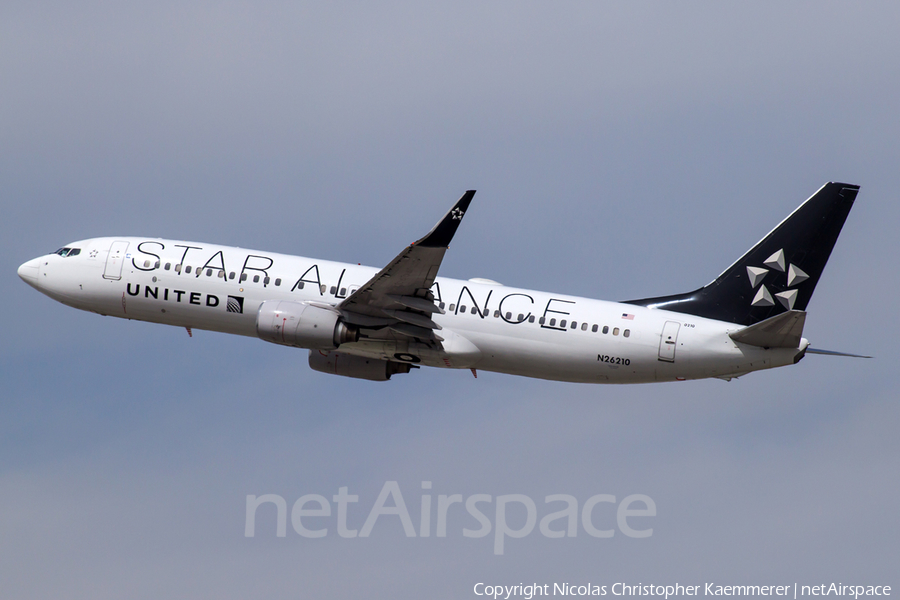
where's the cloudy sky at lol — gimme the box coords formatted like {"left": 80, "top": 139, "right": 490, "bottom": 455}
{"left": 2, "top": 2, "right": 897, "bottom": 598}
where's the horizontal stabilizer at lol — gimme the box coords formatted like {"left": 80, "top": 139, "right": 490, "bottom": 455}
{"left": 806, "top": 347, "right": 872, "bottom": 358}
{"left": 729, "top": 310, "right": 806, "bottom": 348}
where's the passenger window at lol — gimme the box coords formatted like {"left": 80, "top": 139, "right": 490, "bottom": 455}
{"left": 528, "top": 315, "right": 535, "bottom": 323}
{"left": 185, "top": 266, "right": 192, "bottom": 274}
{"left": 570, "top": 321, "right": 577, "bottom": 329}
{"left": 439, "top": 302, "right": 445, "bottom": 309}
{"left": 592, "top": 324, "right": 598, "bottom": 333}
{"left": 518, "top": 314, "right": 524, "bottom": 321}
{"left": 206, "top": 269, "right": 213, "bottom": 277}
{"left": 296, "top": 281, "right": 304, "bottom": 289}
{"left": 253, "top": 275, "right": 260, "bottom": 283}
{"left": 275, "top": 278, "right": 282, "bottom": 286}
{"left": 330, "top": 286, "right": 336, "bottom": 294}
{"left": 460, "top": 305, "right": 467, "bottom": 313}
{"left": 581, "top": 323, "right": 588, "bottom": 331}
{"left": 505, "top": 312, "right": 512, "bottom": 320}
{"left": 218, "top": 270, "right": 224, "bottom": 278}
{"left": 602, "top": 326, "right": 609, "bottom": 334}
{"left": 613, "top": 327, "right": 619, "bottom": 336}
{"left": 164, "top": 263, "right": 171, "bottom": 270}
{"left": 494, "top": 310, "right": 500, "bottom": 318}
{"left": 320, "top": 285, "right": 327, "bottom": 294}
{"left": 175, "top": 264, "right": 182, "bottom": 273}
{"left": 449, "top": 304, "right": 456, "bottom": 312}
{"left": 340, "top": 288, "right": 346, "bottom": 296}
{"left": 240, "top": 273, "right": 247, "bottom": 282}
{"left": 539, "top": 317, "right": 545, "bottom": 325}
{"left": 624, "top": 329, "right": 630, "bottom": 338}
{"left": 471, "top": 307, "right": 477, "bottom": 315}
{"left": 229, "top": 272, "right": 235, "bottom": 280}
{"left": 549, "top": 318, "right": 556, "bottom": 326}
{"left": 144, "top": 260, "right": 151, "bottom": 268}
{"left": 264, "top": 277, "right": 270, "bottom": 285}
{"left": 560, "top": 320, "right": 567, "bottom": 328}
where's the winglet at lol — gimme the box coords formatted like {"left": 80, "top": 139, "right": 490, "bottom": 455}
{"left": 414, "top": 191, "right": 476, "bottom": 248}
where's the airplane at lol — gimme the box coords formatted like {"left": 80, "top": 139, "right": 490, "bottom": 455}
{"left": 17, "top": 182, "right": 868, "bottom": 383}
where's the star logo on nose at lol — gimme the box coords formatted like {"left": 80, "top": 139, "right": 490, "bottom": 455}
{"left": 451, "top": 208, "right": 464, "bottom": 220}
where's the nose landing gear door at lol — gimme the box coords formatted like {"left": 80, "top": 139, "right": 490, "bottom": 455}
{"left": 103, "top": 241, "right": 130, "bottom": 280}
{"left": 658, "top": 321, "right": 681, "bottom": 362}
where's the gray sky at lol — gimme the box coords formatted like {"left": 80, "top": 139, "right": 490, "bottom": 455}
{"left": 2, "top": 2, "right": 897, "bottom": 598}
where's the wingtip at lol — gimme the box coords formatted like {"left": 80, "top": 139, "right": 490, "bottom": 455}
{"left": 457, "top": 190, "right": 476, "bottom": 211}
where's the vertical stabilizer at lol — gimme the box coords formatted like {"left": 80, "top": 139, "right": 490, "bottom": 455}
{"left": 625, "top": 182, "right": 859, "bottom": 326}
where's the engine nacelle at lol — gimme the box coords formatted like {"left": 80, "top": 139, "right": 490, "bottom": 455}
{"left": 256, "top": 300, "right": 358, "bottom": 350}
{"left": 309, "top": 350, "right": 414, "bottom": 381}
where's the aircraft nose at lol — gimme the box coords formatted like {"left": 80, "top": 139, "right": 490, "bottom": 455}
{"left": 17, "top": 257, "right": 41, "bottom": 284}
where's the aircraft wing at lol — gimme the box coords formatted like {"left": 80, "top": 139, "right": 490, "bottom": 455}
{"left": 336, "top": 191, "right": 475, "bottom": 341}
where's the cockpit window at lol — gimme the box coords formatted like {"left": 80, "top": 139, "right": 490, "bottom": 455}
{"left": 53, "top": 248, "right": 81, "bottom": 257}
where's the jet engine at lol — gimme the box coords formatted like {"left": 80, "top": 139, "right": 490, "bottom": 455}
{"left": 308, "top": 350, "right": 414, "bottom": 381}
{"left": 256, "top": 300, "right": 358, "bottom": 350}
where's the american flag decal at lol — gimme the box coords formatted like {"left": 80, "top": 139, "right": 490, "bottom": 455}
{"left": 621, "top": 313, "right": 634, "bottom": 320}
{"left": 227, "top": 295, "right": 244, "bottom": 314}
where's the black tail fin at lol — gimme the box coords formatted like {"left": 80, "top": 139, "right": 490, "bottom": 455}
{"left": 624, "top": 182, "right": 859, "bottom": 326}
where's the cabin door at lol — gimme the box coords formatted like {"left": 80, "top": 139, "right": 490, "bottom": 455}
{"left": 103, "top": 241, "right": 130, "bottom": 280}
{"left": 658, "top": 321, "right": 681, "bottom": 362}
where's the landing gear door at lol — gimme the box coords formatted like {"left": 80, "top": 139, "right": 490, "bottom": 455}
{"left": 658, "top": 321, "right": 681, "bottom": 362}
{"left": 103, "top": 241, "right": 130, "bottom": 280}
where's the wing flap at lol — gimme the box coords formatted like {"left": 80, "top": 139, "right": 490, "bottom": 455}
{"left": 390, "top": 322, "right": 443, "bottom": 341}
{"left": 387, "top": 294, "right": 445, "bottom": 314}
{"left": 383, "top": 309, "right": 442, "bottom": 330}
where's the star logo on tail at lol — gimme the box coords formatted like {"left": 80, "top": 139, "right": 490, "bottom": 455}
{"left": 746, "top": 248, "right": 809, "bottom": 310}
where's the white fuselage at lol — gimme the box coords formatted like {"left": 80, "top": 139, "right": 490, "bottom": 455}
{"left": 18, "top": 237, "right": 806, "bottom": 384}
